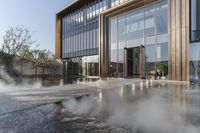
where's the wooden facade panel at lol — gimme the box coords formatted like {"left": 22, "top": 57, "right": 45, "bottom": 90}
{"left": 169, "top": 0, "right": 190, "bottom": 81}
{"left": 55, "top": 15, "right": 61, "bottom": 59}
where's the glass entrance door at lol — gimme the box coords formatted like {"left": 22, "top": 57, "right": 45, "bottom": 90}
{"left": 125, "top": 45, "right": 145, "bottom": 78}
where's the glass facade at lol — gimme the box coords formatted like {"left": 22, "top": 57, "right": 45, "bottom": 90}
{"left": 109, "top": 0, "right": 168, "bottom": 77}
{"left": 62, "top": 0, "right": 132, "bottom": 80}
{"left": 61, "top": 0, "right": 132, "bottom": 59}
{"left": 58, "top": 0, "right": 200, "bottom": 82}
{"left": 61, "top": 0, "right": 169, "bottom": 81}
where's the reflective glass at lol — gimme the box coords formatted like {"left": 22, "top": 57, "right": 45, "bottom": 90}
{"left": 156, "top": 1, "right": 168, "bottom": 34}
{"left": 190, "top": 43, "right": 200, "bottom": 80}
{"left": 109, "top": 0, "right": 168, "bottom": 78}
{"left": 145, "top": 5, "right": 155, "bottom": 36}
{"left": 96, "top": 28, "right": 99, "bottom": 48}
{"left": 145, "top": 45, "right": 156, "bottom": 75}
{"left": 127, "top": 38, "right": 143, "bottom": 48}
{"left": 118, "top": 16, "right": 126, "bottom": 77}
{"left": 156, "top": 43, "right": 168, "bottom": 62}
{"left": 66, "top": 55, "right": 99, "bottom": 82}
{"left": 110, "top": 18, "right": 118, "bottom": 77}
{"left": 61, "top": 0, "right": 168, "bottom": 79}
{"left": 126, "top": 9, "right": 144, "bottom": 40}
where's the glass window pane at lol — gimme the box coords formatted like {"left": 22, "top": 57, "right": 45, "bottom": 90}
{"left": 118, "top": 16, "right": 126, "bottom": 77}
{"left": 145, "top": 5, "right": 155, "bottom": 36}
{"left": 146, "top": 45, "right": 156, "bottom": 74}
{"left": 190, "top": 43, "right": 200, "bottom": 80}
{"left": 110, "top": 18, "right": 118, "bottom": 77}
{"left": 127, "top": 38, "right": 144, "bottom": 48}
{"left": 157, "top": 33, "right": 168, "bottom": 44}
{"left": 157, "top": 43, "right": 168, "bottom": 62}
{"left": 156, "top": 1, "right": 168, "bottom": 34}
{"left": 126, "top": 9, "right": 144, "bottom": 40}
{"left": 145, "top": 36, "right": 155, "bottom": 45}
{"left": 145, "top": 35, "right": 156, "bottom": 74}
{"left": 86, "top": 31, "right": 90, "bottom": 49}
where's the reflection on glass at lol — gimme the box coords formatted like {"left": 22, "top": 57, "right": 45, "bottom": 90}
{"left": 190, "top": 43, "right": 200, "bottom": 81}
{"left": 66, "top": 55, "right": 99, "bottom": 82}
{"left": 109, "top": 0, "right": 168, "bottom": 78}
{"left": 118, "top": 16, "right": 126, "bottom": 77}
{"left": 82, "top": 55, "right": 99, "bottom": 77}
{"left": 145, "top": 5, "right": 155, "bottom": 36}
{"left": 146, "top": 45, "right": 156, "bottom": 74}
{"left": 127, "top": 38, "right": 143, "bottom": 48}
{"left": 110, "top": 18, "right": 118, "bottom": 77}
{"left": 156, "top": 33, "right": 168, "bottom": 76}
{"left": 156, "top": 1, "right": 168, "bottom": 34}
{"left": 126, "top": 9, "right": 144, "bottom": 40}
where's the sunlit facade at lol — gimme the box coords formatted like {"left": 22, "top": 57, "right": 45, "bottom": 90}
{"left": 56, "top": 0, "right": 198, "bottom": 82}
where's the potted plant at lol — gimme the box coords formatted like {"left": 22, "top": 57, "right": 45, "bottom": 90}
{"left": 157, "top": 62, "right": 168, "bottom": 79}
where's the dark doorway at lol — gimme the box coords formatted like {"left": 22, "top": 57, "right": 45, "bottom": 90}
{"left": 125, "top": 46, "right": 145, "bottom": 78}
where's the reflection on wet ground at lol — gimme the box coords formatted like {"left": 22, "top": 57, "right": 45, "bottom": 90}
{"left": 63, "top": 82, "right": 200, "bottom": 133}
{"left": 0, "top": 81, "right": 200, "bottom": 133}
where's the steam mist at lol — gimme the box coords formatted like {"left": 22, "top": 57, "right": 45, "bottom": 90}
{"left": 63, "top": 82, "right": 200, "bottom": 133}
{"left": 0, "top": 71, "right": 200, "bottom": 133}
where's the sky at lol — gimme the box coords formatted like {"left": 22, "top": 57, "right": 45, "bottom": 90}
{"left": 0, "top": 0, "right": 72, "bottom": 53}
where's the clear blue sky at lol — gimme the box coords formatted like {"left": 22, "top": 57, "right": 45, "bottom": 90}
{"left": 0, "top": 0, "right": 72, "bottom": 53}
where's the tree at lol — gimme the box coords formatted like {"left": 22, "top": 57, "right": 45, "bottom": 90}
{"left": 157, "top": 62, "right": 168, "bottom": 77}
{"left": 31, "top": 49, "right": 54, "bottom": 75}
{"left": 0, "top": 26, "right": 59, "bottom": 80}
{"left": 18, "top": 45, "right": 33, "bottom": 74}
{"left": 31, "top": 49, "right": 40, "bottom": 75}
{"left": 1, "top": 26, "right": 36, "bottom": 56}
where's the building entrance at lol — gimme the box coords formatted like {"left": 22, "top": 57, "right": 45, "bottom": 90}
{"left": 125, "top": 45, "right": 145, "bottom": 78}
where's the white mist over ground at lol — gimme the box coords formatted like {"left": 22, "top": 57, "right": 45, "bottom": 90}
{"left": 0, "top": 69, "right": 43, "bottom": 92}
{"left": 0, "top": 71, "right": 200, "bottom": 133}
{"left": 0, "top": 79, "right": 42, "bottom": 92}
{"left": 63, "top": 82, "right": 200, "bottom": 133}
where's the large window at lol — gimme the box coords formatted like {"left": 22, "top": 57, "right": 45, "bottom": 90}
{"left": 109, "top": 0, "right": 168, "bottom": 78}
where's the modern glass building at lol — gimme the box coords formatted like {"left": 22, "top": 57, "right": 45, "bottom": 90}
{"left": 56, "top": 0, "right": 200, "bottom": 82}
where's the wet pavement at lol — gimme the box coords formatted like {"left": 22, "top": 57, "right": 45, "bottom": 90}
{"left": 0, "top": 79, "right": 200, "bottom": 133}
{"left": 0, "top": 103, "right": 128, "bottom": 133}
{"left": 0, "top": 79, "right": 138, "bottom": 133}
